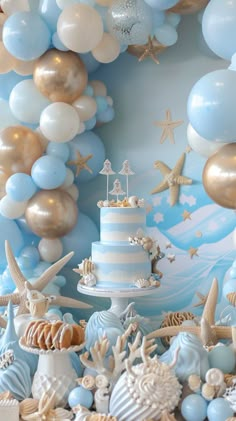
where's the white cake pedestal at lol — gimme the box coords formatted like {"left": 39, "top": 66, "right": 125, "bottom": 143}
{"left": 77, "top": 282, "right": 156, "bottom": 316}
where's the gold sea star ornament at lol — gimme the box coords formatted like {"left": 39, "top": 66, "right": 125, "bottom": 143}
{"left": 151, "top": 153, "right": 193, "bottom": 206}
{"left": 68, "top": 151, "right": 93, "bottom": 177}
{"left": 154, "top": 109, "right": 184, "bottom": 144}
{"left": 128, "top": 36, "right": 167, "bottom": 64}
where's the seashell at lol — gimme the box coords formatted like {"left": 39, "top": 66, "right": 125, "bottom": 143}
{"left": 134, "top": 278, "right": 150, "bottom": 288}
{"left": 81, "top": 375, "right": 96, "bottom": 390}
{"left": 95, "top": 375, "right": 109, "bottom": 389}
{"left": 0, "top": 349, "right": 14, "bottom": 369}
{"left": 47, "top": 407, "right": 73, "bottom": 420}
{"left": 138, "top": 198, "right": 145, "bottom": 208}
{"left": 160, "top": 311, "right": 196, "bottom": 347}
{"left": 226, "top": 292, "right": 236, "bottom": 307}
{"left": 128, "top": 196, "right": 139, "bottom": 208}
{"left": 225, "top": 374, "right": 236, "bottom": 387}
{"left": 87, "top": 414, "right": 117, "bottom": 421}
{"left": 0, "top": 390, "right": 13, "bottom": 400}
{"left": 201, "top": 383, "right": 216, "bottom": 401}
{"left": 19, "top": 398, "right": 39, "bottom": 416}
{"left": 188, "top": 374, "right": 201, "bottom": 393}
{"left": 97, "top": 201, "right": 104, "bottom": 208}
{"left": 205, "top": 368, "right": 224, "bottom": 386}
{"left": 83, "top": 273, "right": 97, "bottom": 287}
{"left": 160, "top": 410, "right": 177, "bottom": 421}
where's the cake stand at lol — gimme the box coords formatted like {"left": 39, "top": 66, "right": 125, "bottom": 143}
{"left": 77, "top": 282, "right": 157, "bottom": 316}
{"left": 20, "top": 337, "right": 85, "bottom": 407}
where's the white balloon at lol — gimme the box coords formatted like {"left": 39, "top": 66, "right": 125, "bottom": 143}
{"left": 38, "top": 238, "right": 63, "bottom": 262}
{"left": 56, "top": 0, "right": 78, "bottom": 9}
{"left": 65, "top": 184, "right": 79, "bottom": 201}
{"left": 187, "top": 123, "right": 226, "bottom": 158}
{"left": 0, "top": 195, "right": 27, "bottom": 219}
{"left": 60, "top": 168, "right": 74, "bottom": 188}
{"left": 40, "top": 102, "right": 80, "bottom": 143}
{"left": 9, "top": 79, "right": 51, "bottom": 124}
{"left": 1, "top": 0, "right": 29, "bottom": 15}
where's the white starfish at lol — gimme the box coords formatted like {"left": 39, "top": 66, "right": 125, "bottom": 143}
{"left": 0, "top": 241, "right": 92, "bottom": 315}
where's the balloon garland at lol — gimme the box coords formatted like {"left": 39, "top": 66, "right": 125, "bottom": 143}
{"left": 0, "top": 0, "right": 234, "bottom": 298}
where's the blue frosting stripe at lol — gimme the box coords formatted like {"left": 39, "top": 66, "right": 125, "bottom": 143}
{"left": 92, "top": 242, "right": 149, "bottom": 254}
{"left": 94, "top": 261, "right": 151, "bottom": 274}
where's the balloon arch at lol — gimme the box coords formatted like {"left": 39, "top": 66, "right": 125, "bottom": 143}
{"left": 0, "top": 0, "right": 235, "bottom": 293}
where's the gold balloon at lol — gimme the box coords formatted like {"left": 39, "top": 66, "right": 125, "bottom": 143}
{"left": 0, "top": 126, "right": 42, "bottom": 175}
{"left": 33, "top": 49, "right": 88, "bottom": 103}
{"left": 202, "top": 143, "right": 236, "bottom": 209}
{"left": 0, "top": 167, "right": 10, "bottom": 199}
{"left": 25, "top": 189, "right": 78, "bottom": 238}
{"left": 169, "top": 0, "right": 209, "bottom": 14}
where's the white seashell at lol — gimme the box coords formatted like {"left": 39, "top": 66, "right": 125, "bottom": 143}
{"left": 83, "top": 273, "right": 96, "bottom": 287}
{"left": 81, "top": 375, "right": 96, "bottom": 390}
{"left": 19, "top": 398, "right": 39, "bottom": 417}
{"left": 134, "top": 279, "right": 150, "bottom": 288}
{"left": 128, "top": 196, "right": 139, "bottom": 208}
{"left": 103, "top": 200, "right": 110, "bottom": 207}
{"left": 205, "top": 368, "right": 224, "bottom": 386}
{"left": 138, "top": 198, "right": 145, "bottom": 208}
{"left": 97, "top": 201, "right": 104, "bottom": 208}
{"left": 95, "top": 375, "right": 109, "bottom": 389}
{"left": 201, "top": 383, "right": 215, "bottom": 401}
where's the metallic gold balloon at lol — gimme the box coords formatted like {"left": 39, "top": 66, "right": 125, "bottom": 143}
{"left": 202, "top": 143, "right": 236, "bottom": 209}
{"left": 0, "top": 167, "right": 10, "bottom": 199}
{"left": 0, "top": 126, "right": 42, "bottom": 175}
{"left": 169, "top": 0, "right": 209, "bottom": 14}
{"left": 25, "top": 189, "right": 78, "bottom": 238}
{"left": 33, "top": 49, "right": 88, "bottom": 103}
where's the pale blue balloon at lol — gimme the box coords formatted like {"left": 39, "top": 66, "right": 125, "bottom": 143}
{"left": 9, "top": 79, "right": 51, "bottom": 124}
{"left": 166, "top": 12, "right": 181, "bottom": 27}
{"left": 187, "top": 69, "right": 236, "bottom": 142}
{"left": 0, "top": 72, "right": 28, "bottom": 100}
{"left": 2, "top": 12, "right": 51, "bottom": 61}
{"left": 96, "top": 105, "right": 115, "bottom": 123}
{"left": 0, "top": 216, "right": 24, "bottom": 269}
{"left": 84, "top": 116, "right": 96, "bottom": 131}
{"left": 151, "top": 9, "right": 165, "bottom": 32}
{"left": 202, "top": 0, "right": 236, "bottom": 61}
{"left": 80, "top": 52, "right": 101, "bottom": 74}
{"left": 0, "top": 99, "right": 19, "bottom": 130}
{"left": 46, "top": 142, "right": 70, "bottom": 163}
{"left": 154, "top": 23, "right": 178, "bottom": 46}
{"left": 52, "top": 32, "right": 69, "bottom": 51}
{"left": 68, "top": 386, "right": 93, "bottom": 409}
{"left": 6, "top": 173, "right": 37, "bottom": 202}
{"left": 18, "top": 246, "right": 40, "bottom": 269}
{"left": 61, "top": 212, "right": 99, "bottom": 267}
{"left": 31, "top": 155, "right": 66, "bottom": 189}
{"left": 96, "top": 95, "right": 108, "bottom": 113}
{"left": 207, "top": 398, "right": 234, "bottom": 421}
{"left": 16, "top": 217, "right": 40, "bottom": 248}
{"left": 208, "top": 345, "right": 235, "bottom": 373}
{"left": 83, "top": 85, "right": 94, "bottom": 97}
{"left": 69, "top": 131, "right": 105, "bottom": 183}
{"left": 181, "top": 394, "right": 208, "bottom": 421}
{"left": 39, "top": 0, "right": 61, "bottom": 33}
{"left": 144, "top": 0, "right": 178, "bottom": 10}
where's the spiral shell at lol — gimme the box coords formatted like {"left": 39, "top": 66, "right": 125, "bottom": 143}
{"left": 226, "top": 292, "right": 236, "bottom": 307}
{"left": 19, "top": 398, "right": 39, "bottom": 417}
{"left": 205, "top": 368, "right": 224, "bottom": 386}
{"left": 160, "top": 311, "right": 196, "bottom": 347}
{"left": 96, "top": 375, "right": 109, "bottom": 389}
{"left": 81, "top": 375, "right": 96, "bottom": 390}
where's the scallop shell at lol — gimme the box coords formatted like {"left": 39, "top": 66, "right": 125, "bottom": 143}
{"left": 226, "top": 292, "right": 236, "bottom": 306}
{"left": 160, "top": 410, "right": 177, "bottom": 421}
{"left": 47, "top": 407, "right": 73, "bottom": 420}
{"left": 201, "top": 383, "right": 215, "bottom": 401}
{"left": 188, "top": 374, "right": 201, "bottom": 392}
{"left": 134, "top": 279, "right": 150, "bottom": 288}
{"left": 19, "top": 398, "right": 39, "bottom": 416}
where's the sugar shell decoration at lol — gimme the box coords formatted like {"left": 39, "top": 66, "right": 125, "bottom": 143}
{"left": 0, "top": 349, "right": 31, "bottom": 401}
{"left": 73, "top": 258, "right": 97, "bottom": 287}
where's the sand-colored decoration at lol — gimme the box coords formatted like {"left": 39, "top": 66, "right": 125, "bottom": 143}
{"left": 0, "top": 391, "right": 13, "bottom": 400}
{"left": 160, "top": 410, "right": 177, "bottom": 421}
{"left": 128, "top": 36, "right": 167, "bottom": 64}
{"left": 151, "top": 153, "right": 192, "bottom": 206}
{"left": 226, "top": 292, "right": 236, "bottom": 307}
{"left": 195, "top": 230, "right": 202, "bottom": 238}
{"left": 25, "top": 289, "right": 55, "bottom": 318}
{"left": 19, "top": 399, "right": 39, "bottom": 418}
{"left": 154, "top": 109, "right": 183, "bottom": 144}
{"left": 148, "top": 278, "right": 233, "bottom": 346}
{"left": 67, "top": 150, "right": 93, "bottom": 177}
{"left": 0, "top": 399, "right": 19, "bottom": 420}
{"left": 193, "top": 291, "right": 208, "bottom": 308}
{"left": 20, "top": 391, "right": 73, "bottom": 420}
{"left": 0, "top": 241, "right": 92, "bottom": 315}
{"left": 188, "top": 374, "right": 201, "bottom": 393}
{"left": 225, "top": 374, "right": 236, "bottom": 387}
{"left": 160, "top": 311, "right": 196, "bottom": 347}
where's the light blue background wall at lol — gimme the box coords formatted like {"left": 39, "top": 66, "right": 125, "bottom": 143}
{"left": 68, "top": 13, "right": 236, "bottom": 325}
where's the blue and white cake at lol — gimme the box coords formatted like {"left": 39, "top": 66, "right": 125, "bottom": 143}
{"left": 75, "top": 196, "right": 161, "bottom": 293}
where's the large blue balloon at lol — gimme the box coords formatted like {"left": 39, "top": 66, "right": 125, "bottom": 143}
{"left": 69, "top": 131, "right": 105, "bottom": 184}
{"left": 2, "top": 11, "right": 51, "bottom": 61}
{"left": 0, "top": 216, "right": 24, "bottom": 270}
{"left": 187, "top": 69, "right": 236, "bottom": 142}
{"left": 202, "top": 0, "right": 236, "bottom": 61}
{"left": 31, "top": 155, "right": 67, "bottom": 189}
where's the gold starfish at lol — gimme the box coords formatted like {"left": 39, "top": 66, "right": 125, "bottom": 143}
{"left": 0, "top": 241, "right": 92, "bottom": 315}
{"left": 127, "top": 36, "right": 167, "bottom": 65}
{"left": 154, "top": 109, "right": 184, "bottom": 144}
{"left": 151, "top": 153, "right": 192, "bottom": 206}
{"left": 67, "top": 151, "right": 93, "bottom": 177}
{"left": 193, "top": 291, "right": 208, "bottom": 308}
{"left": 188, "top": 246, "right": 198, "bottom": 258}
{"left": 182, "top": 210, "right": 191, "bottom": 221}
{"left": 147, "top": 278, "right": 233, "bottom": 346}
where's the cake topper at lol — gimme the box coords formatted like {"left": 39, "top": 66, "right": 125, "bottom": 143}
{"left": 109, "top": 179, "right": 126, "bottom": 203}
{"left": 99, "top": 159, "right": 116, "bottom": 202}
{"left": 118, "top": 160, "right": 135, "bottom": 198}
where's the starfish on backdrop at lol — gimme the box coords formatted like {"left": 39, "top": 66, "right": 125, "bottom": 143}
{"left": 67, "top": 151, "right": 93, "bottom": 177}
{"left": 128, "top": 36, "right": 167, "bottom": 64}
{"left": 154, "top": 109, "right": 183, "bottom": 144}
{"left": 182, "top": 210, "right": 191, "bottom": 221}
{"left": 147, "top": 278, "right": 233, "bottom": 346}
{"left": 193, "top": 291, "right": 208, "bottom": 308}
{"left": 188, "top": 246, "right": 198, "bottom": 259}
{"left": 0, "top": 241, "right": 92, "bottom": 315}
{"left": 151, "top": 153, "right": 193, "bottom": 206}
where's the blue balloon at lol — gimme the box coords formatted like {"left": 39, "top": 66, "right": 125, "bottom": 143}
{"left": 202, "top": 0, "right": 236, "bottom": 61}
{"left": 68, "top": 386, "right": 93, "bottom": 409}
{"left": 83, "top": 85, "right": 94, "bottom": 97}
{"left": 52, "top": 32, "right": 68, "bottom": 51}
{"left": 69, "top": 131, "right": 105, "bottom": 183}
{"left": 0, "top": 215, "right": 24, "bottom": 270}
{"left": 144, "top": 0, "right": 178, "bottom": 10}
{"left": 3, "top": 12, "right": 51, "bottom": 61}
{"left": 151, "top": 10, "right": 165, "bottom": 31}
{"left": 38, "top": 0, "right": 61, "bottom": 33}
{"left": 6, "top": 173, "right": 37, "bottom": 202}
{"left": 16, "top": 217, "right": 40, "bottom": 248}
{"left": 0, "top": 72, "right": 28, "bottom": 100}
{"left": 187, "top": 69, "right": 236, "bottom": 142}
{"left": 154, "top": 23, "right": 178, "bottom": 46}
{"left": 165, "top": 12, "right": 181, "bottom": 27}
{"left": 207, "top": 398, "right": 234, "bottom": 421}
{"left": 84, "top": 116, "right": 96, "bottom": 131}
{"left": 31, "top": 155, "right": 66, "bottom": 189}
{"left": 80, "top": 52, "right": 101, "bottom": 74}
{"left": 19, "top": 246, "right": 40, "bottom": 269}
{"left": 95, "top": 96, "right": 108, "bottom": 113}
{"left": 181, "top": 394, "right": 208, "bottom": 421}
{"left": 46, "top": 142, "right": 70, "bottom": 163}
{"left": 96, "top": 105, "right": 115, "bottom": 123}
{"left": 61, "top": 212, "right": 99, "bottom": 267}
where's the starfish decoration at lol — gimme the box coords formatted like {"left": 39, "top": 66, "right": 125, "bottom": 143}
{"left": 147, "top": 278, "right": 234, "bottom": 346}
{"left": 0, "top": 241, "right": 92, "bottom": 316}
{"left": 193, "top": 291, "right": 209, "bottom": 308}
{"left": 185, "top": 145, "right": 192, "bottom": 153}
{"left": 127, "top": 36, "right": 167, "bottom": 65}
{"left": 165, "top": 241, "right": 172, "bottom": 249}
{"left": 182, "top": 210, "right": 191, "bottom": 221}
{"left": 167, "top": 254, "right": 175, "bottom": 263}
{"left": 67, "top": 151, "right": 93, "bottom": 177}
{"left": 188, "top": 246, "right": 198, "bottom": 258}
{"left": 151, "top": 153, "right": 193, "bottom": 206}
{"left": 154, "top": 109, "right": 184, "bottom": 144}
{"left": 21, "top": 391, "right": 73, "bottom": 420}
